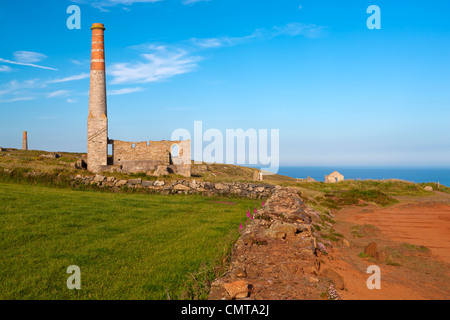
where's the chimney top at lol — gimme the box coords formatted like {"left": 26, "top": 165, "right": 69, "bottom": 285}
{"left": 91, "top": 23, "right": 105, "bottom": 30}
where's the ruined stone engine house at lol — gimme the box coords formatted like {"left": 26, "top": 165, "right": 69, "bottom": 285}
{"left": 87, "top": 23, "right": 191, "bottom": 177}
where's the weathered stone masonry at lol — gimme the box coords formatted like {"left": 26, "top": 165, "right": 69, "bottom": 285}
{"left": 86, "top": 23, "right": 191, "bottom": 177}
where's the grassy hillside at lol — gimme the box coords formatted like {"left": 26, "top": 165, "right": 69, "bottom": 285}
{"left": 0, "top": 182, "right": 261, "bottom": 299}
{"left": 0, "top": 148, "right": 298, "bottom": 184}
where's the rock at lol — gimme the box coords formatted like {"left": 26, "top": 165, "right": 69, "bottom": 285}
{"left": 234, "top": 268, "right": 247, "bottom": 278}
{"left": 141, "top": 181, "right": 154, "bottom": 187}
{"left": 270, "top": 221, "right": 298, "bottom": 236}
{"left": 364, "top": 242, "right": 377, "bottom": 257}
{"left": 154, "top": 180, "right": 165, "bottom": 187}
{"left": 106, "top": 176, "right": 115, "bottom": 182}
{"left": 424, "top": 186, "right": 433, "bottom": 191}
{"left": 153, "top": 165, "right": 169, "bottom": 176}
{"left": 321, "top": 268, "right": 345, "bottom": 290}
{"left": 173, "top": 184, "right": 191, "bottom": 191}
{"left": 374, "top": 250, "right": 387, "bottom": 263}
{"left": 115, "top": 180, "right": 128, "bottom": 187}
{"left": 223, "top": 281, "right": 248, "bottom": 299}
{"left": 264, "top": 230, "right": 286, "bottom": 239}
{"left": 214, "top": 183, "right": 229, "bottom": 190}
{"left": 342, "top": 238, "right": 350, "bottom": 247}
{"left": 94, "top": 174, "right": 106, "bottom": 182}
{"left": 308, "top": 277, "right": 319, "bottom": 284}
{"left": 127, "top": 178, "right": 142, "bottom": 185}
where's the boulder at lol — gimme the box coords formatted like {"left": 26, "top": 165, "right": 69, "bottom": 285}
{"left": 94, "top": 174, "right": 106, "bottom": 182}
{"left": 374, "top": 250, "right": 387, "bottom": 263}
{"left": 173, "top": 184, "right": 191, "bottom": 191}
{"left": 127, "top": 178, "right": 142, "bottom": 185}
{"left": 364, "top": 242, "right": 377, "bottom": 257}
{"left": 424, "top": 186, "right": 433, "bottom": 192}
{"left": 154, "top": 180, "right": 165, "bottom": 187}
{"left": 270, "top": 221, "right": 298, "bottom": 236}
{"left": 234, "top": 268, "right": 247, "bottom": 278}
{"left": 321, "top": 268, "right": 345, "bottom": 290}
{"left": 214, "top": 183, "right": 229, "bottom": 190}
{"left": 115, "top": 180, "right": 128, "bottom": 187}
{"left": 141, "top": 181, "right": 154, "bottom": 187}
{"left": 223, "top": 281, "right": 248, "bottom": 299}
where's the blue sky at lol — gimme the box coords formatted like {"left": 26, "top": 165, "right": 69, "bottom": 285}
{"left": 0, "top": 0, "right": 449, "bottom": 166}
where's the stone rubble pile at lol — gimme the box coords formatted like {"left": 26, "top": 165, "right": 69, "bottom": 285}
{"left": 208, "top": 187, "right": 330, "bottom": 300}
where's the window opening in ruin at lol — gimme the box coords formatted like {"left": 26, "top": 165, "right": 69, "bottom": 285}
{"left": 172, "top": 144, "right": 179, "bottom": 157}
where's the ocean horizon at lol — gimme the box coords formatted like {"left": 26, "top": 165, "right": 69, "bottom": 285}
{"left": 275, "top": 166, "right": 450, "bottom": 187}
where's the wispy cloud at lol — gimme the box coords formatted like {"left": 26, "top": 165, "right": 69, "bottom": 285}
{"left": 47, "top": 90, "right": 70, "bottom": 98}
{"left": 109, "top": 46, "right": 201, "bottom": 84}
{"left": 108, "top": 87, "right": 144, "bottom": 95}
{"left": 66, "top": 98, "right": 78, "bottom": 103}
{"left": 0, "top": 57, "right": 57, "bottom": 71}
{"left": 1, "top": 96, "right": 35, "bottom": 103}
{"left": 0, "top": 65, "right": 12, "bottom": 73}
{"left": 0, "top": 79, "right": 43, "bottom": 97}
{"left": 13, "top": 51, "right": 47, "bottom": 63}
{"left": 47, "top": 73, "right": 89, "bottom": 84}
{"left": 108, "top": 22, "right": 323, "bottom": 85}
{"left": 182, "top": 0, "right": 210, "bottom": 5}
{"left": 0, "top": 51, "right": 57, "bottom": 71}
{"left": 189, "top": 33, "right": 259, "bottom": 49}
{"left": 189, "top": 22, "right": 325, "bottom": 50}
{"left": 71, "top": 0, "right": 162, "bottom": 11}
{"left": 272, "top": 22, "right": 325, "bottom": 38}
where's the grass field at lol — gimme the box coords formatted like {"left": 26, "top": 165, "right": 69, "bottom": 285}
{"left": 0, "top": 182, "right": 261, "bottom": 299}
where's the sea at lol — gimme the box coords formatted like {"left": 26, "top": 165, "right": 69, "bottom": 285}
{"left": 276, "top": 167, "right": 450, "bottom": 187}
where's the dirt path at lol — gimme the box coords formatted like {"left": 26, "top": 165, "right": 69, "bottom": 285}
{"left": 323, "top": 192, "right": 450, "bottom": 300}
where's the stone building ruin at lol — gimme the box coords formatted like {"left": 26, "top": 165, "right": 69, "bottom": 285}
{"left": 86, "top": 23, "right": 191, "bottom": 177}
{"left": 325, "top": 171, "right": 344, "bottom": 183}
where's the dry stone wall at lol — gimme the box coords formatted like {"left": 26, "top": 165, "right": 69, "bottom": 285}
{"left": 74, "top": 174, "right": 276, "bottom": 199}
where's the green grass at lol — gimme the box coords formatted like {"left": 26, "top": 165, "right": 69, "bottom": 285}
{"left": 0, "top": 182, "right": 261, "bottom": 299}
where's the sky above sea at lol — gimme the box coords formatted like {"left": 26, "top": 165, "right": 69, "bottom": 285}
{"left": 0, "top": 1, "right": 449, "bottom": 167}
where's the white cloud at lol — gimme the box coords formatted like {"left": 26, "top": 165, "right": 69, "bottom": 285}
{"left": 70, "top": 59, "right": 85, "bottom": 65}
{"left": 109, "top": 47, "right": 201, "bottom": 84}
{"left": 0, "top": 58, "right": 57, "bottom": 71}
{"left": 67, "top": 98, "right": 78, "bottom": 103}
{"left": 272, "top": 23, "right": 325, "bottom": 38}
{"left": 47, "top": 73, "right": 89, "bottom": 84}
{"left": 190, "top": 33, "right": 259, "bottom": 49}
{"left": 3, "top": 97, "right": 35, "bottom": 103}
{"left": 48, "top": 90, "right": 70, "bottom": 98}
{"left": 0, "top": 79, "right": 43, "bottom": 97}
{"left": 189, "top": 23, "right": 325, "bottom": 50}
{"left": 0, "top": 65, "right": 12, "bottom": 72}
{"left": 108, "top": 87, "right": 144, "bottom": 95}
{"left": 13, "top": 51, "right": 47, "bottom": 63}
{"left": 71, "top": 0, "right": 162, "bottom": 11}
{"left": 182, "top": 0, "right": 210, "bottom": 5}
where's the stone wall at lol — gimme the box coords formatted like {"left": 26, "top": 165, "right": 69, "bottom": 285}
{"left": 111, "top": 139, "right": 191, "bottom": 176}
{"left": 74, "top": 173, "right": 276, "bottom": 199}
{"left": 208, "top": 188, "right": 328, "bottom": 300}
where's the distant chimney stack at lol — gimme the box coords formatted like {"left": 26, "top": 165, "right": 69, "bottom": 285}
{"left": 22, "top": 131, "right": 28, "bottom": 150}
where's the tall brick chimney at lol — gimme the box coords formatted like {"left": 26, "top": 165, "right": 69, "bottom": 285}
{"left": 87, "top": 23, "right": 108, "bottom": 173}
{"left": 22, "top": 131, "right": 28, "bottom": 150}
